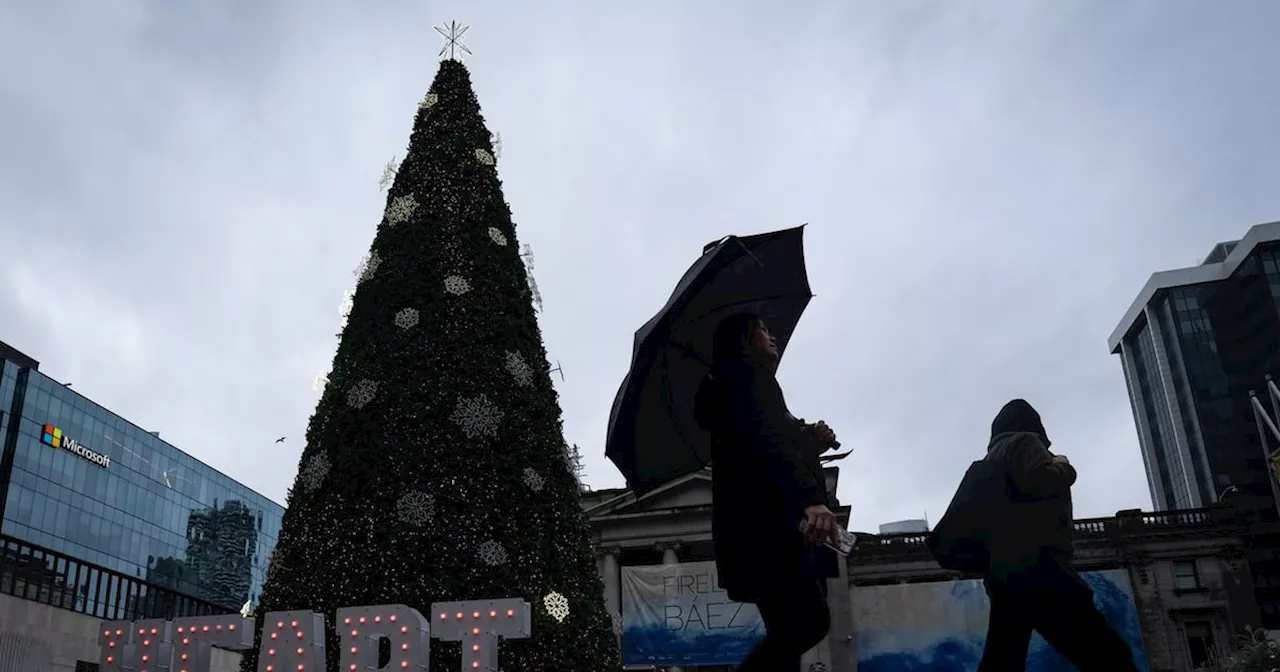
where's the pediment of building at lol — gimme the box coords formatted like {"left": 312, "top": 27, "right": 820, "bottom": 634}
{"left": 585, "top": 469, "right": 713, "bottom": 518}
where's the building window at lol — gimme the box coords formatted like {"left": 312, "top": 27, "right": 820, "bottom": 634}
{"left": 75, "top": 662, "right": 100, "bottom": 672}
{"left": 1173, "top": 560, "right": 1200, "bottom": 590}
{"left": 1184, "top": 620, "right": 1216, "bottom": 667}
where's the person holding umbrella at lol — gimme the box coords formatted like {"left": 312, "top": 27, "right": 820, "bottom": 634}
{"left": 693, "top": 312, "right": 840, "bottom": 672}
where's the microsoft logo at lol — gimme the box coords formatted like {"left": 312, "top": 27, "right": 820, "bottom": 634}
{"left": 41, "top": 424, "right": 110, "bottom": 468}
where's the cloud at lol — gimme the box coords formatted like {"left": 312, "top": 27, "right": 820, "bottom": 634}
{"left": 2, "top": 0, "right": 1279, "bottom": 535}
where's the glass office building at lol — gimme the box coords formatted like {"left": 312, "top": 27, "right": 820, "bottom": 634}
{"left": 1109, "top": 220, "right": 1280, "bottom": 625}
{"left": 0, "top": 346, "right": 284, "bottom": 618}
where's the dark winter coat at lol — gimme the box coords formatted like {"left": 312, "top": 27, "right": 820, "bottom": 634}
{"left": 984, "top": 400, "right": 1077, "bottom": 578}
{"left": 694, "top": 356, "right": 837, "bottom": 604}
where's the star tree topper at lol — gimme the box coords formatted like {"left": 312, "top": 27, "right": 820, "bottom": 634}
{"left": 435, "top": 20, "right": 472, "bottom": 61}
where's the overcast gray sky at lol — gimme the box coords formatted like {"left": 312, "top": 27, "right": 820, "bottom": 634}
{"left": 2, "top": 0, "right": 1278, "bottom": 532}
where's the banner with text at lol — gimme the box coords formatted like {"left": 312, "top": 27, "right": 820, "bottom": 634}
{"left": 620, "top": 561, "right": 764, "bottom": 667}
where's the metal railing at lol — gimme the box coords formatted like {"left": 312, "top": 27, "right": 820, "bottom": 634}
{"left": 850, "top": 507, "right": 1229, "bottom": 560}
{"left": 0, "top": 533, "right": 227, "bottom": 622}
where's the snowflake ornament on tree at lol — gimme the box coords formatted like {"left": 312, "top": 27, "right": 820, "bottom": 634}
{"left": 378, "top": 156, "right": 398, "bottom": 191}
{"left": 487, "top": 227, "right": 507, "bottom": 246}
{"left": 443, "top": 275, "right": 471, "bottom": 296}
{"left": 356, "top": 251, "right": 382, "bottom": 284}
{"left": 338, "top": 289, "right": 355, "bottom": 328}
{"left": 394, "top": 307, "right": 420, "bottom": 330}
{"left": 419, "top": 92, "right": 439, "bottom": 110}
{"left": 396, "top": 491, "right": 435, "bottom": 527}
{"left": 298, "top": 452, "right": 331, "bottom": 493}
{"left": 450, "top": 394, "right": 503, "bottom": 439}
{"left": 346, "top": 379, "right": 380, "bottom": 410}
{"left": 521, "top": 467, "right": 544, "bottom": 492}
{"left": 477, "top": 540, "right": 508, "bottom": 566}
{"left": 543, "top": 592, "right": 570, "bottom": 623}
{"left": 384, "top": 195, "right": 418, "bottom": 226}
{"left": 312, "top": 371, "right": 329, "bottom": 392}
{"left": 505, "top": 351, "right": 534, "bottom": 387}
{"left": 475, "top": 148, "right": 495, "bottom": 166}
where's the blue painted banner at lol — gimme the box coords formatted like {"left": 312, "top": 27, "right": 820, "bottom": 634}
{"left": 620, "top": 561, "right": 765, "bottom": 667}
{"left": 852, "top": 569, "right": 1150, "bottom": 672}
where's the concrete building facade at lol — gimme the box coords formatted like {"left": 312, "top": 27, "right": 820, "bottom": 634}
{"left": 586, "top": 469, "right": 1263, "bottom": 672}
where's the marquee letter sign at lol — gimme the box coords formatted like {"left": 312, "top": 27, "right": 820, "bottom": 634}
{"left": 337, "top": 604, "right": 429, "bottom": 671}
{"left": 99, "top": 600, "right": 529, "bottom": 672}
{"left": 429, "top": 599, "right": 531, "bottom": 672}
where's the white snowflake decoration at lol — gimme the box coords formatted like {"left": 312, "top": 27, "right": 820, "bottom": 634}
{"left": 475, "top": 148, "right": 495, "bottom": 166}
{"left": 505, "top": 351, "right": 533, "bottom": 387}
{"left": 543, "top": 592, "right": 570, "bottom": 623}
{"left": 396, "top": 491, "right": 435, "bottom": 527}
{"left": 522, "top": 467, "right": 544, "bottom": 492}
{"left": 419, "top": 92, "right": 439, "bottom": 110}
{"left": 477, "top": 540, "right": 508, "bottom": 566}
{"left": 491, "top": 132, "right": 502, "bottom": 161}
{"left": 346, "top": 379, "right": 379, "bottom": 410}
{"left": 298, "top": 452, "right": 330, "bottom": 493}
{"left": 487, "top": 227, "right": 508, "bottom": 246}
{"left": 384, "top": 194, "right": 418, "bottom": 226}
{"left": 356, "top": 251, "right": 382, "bottom": 284}
{"left": 450, "top": 394, "right": 504, "bottom": 439}
{"left": 378, "top": 156, "right": 398, "bottom": 191}
{"left": 339, "top": 289, "right": 355, "bottom": 328}
{"left": 394, "top": 307, "right": 420, "bottom": 330}
{"left": 312, "top": 371, "right": 329, "bottom": 392}
{"left": 443, "top": 275, "right": 471, "bottom": 296}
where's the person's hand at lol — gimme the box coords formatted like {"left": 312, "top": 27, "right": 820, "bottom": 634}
{"left": 809, "top": 421, "right": 837, "bottom": 446}
{"left": 801, "top": 504, "right": 838, "bottom": 545}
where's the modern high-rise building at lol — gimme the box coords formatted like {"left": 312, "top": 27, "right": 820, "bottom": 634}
{"left": 0, "top": 340, "right": 285, "bottom": 669}
{"left": 1109, "top": 220, "right": 1280, "bottom": 625}
{"left": 1109, "top": 221, "right": 1280, "bottom": 512}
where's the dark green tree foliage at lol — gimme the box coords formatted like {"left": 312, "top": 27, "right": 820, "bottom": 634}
{"left": 242, "top": 59, "right": 620, "bottom": 672}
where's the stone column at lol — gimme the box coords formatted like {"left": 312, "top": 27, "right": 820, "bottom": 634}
{"left": 656, "top": 544, "right": 683, "bottom": 672}
{"left": 597, "top": 546, "right": 622, "bottom": 650}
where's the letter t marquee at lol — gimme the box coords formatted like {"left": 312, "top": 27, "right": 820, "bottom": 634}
{"left": 430, "top": 598, "right": 531, "bottom": 672}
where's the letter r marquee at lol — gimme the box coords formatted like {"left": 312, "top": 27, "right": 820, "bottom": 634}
{"left": 430, "top": 598, "right": 531, "bottom": 672}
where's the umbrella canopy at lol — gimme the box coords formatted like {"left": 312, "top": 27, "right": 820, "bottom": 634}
{"left": 605, "top": 225, "right": 815, "bottom": 494}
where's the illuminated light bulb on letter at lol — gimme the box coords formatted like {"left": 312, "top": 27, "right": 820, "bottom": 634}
{"left": 336, "top": 604, "right": 430, "bottom": 672}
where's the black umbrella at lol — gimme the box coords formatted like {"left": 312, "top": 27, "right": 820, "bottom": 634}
{"left": 605, "top": 225, "right": 815, "bottom": 494}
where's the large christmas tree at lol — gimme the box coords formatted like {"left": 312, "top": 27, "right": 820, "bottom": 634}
{"left": 242, "top": 48, "right": 620, "bottom": 672}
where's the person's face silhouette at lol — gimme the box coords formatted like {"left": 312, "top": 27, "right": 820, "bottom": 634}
{"left": 747, "top": 320, "right": 779, "bottom": 362}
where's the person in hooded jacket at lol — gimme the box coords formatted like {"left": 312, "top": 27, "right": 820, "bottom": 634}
{"left": 694, "top": 313, "right": 841, "bottom": 672}
{"left": 977, "top": 399, "right": 1140, "bottom": 672}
